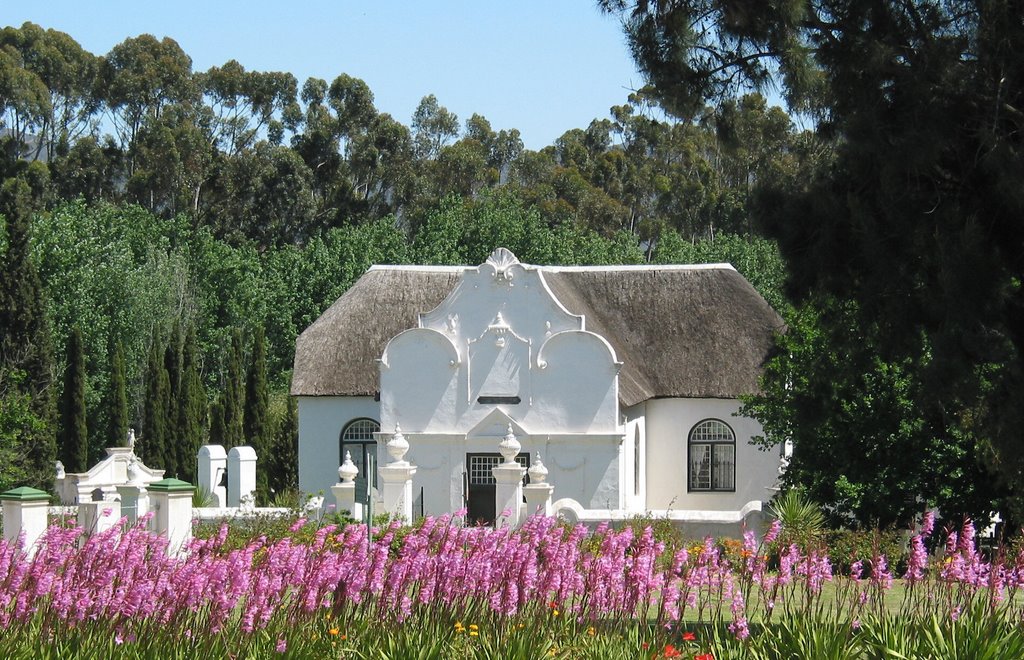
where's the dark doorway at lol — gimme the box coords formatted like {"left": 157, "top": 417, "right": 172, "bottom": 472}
{"left": 465, "top": 452, "right": 529, "bottom": 525}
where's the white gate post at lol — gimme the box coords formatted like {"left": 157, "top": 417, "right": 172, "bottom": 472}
{"left": 332, "top": 451, "right": 359, "bottom": 518}
{"left": 524, "top": 455, "right": 554, "bottom": 517}
{"left": 379, "top": 426, "right": 416, "bottom": 522}
{"left": 78, "top": 496, "right": 122, "bottom": 537}
{"left": 197, "top": 444, "right": 227, "bottom": 507}
{"left": 148, "top": 478, "right": 195, "bottom": 557}
{"left": 0, "top": 487, "right": 50, "bottom": 557}
{"left": 227, "top": 446, "right": 257, "bottom": 508}
{"left": 493, "top": 425, "right": 527, "bottom": 528}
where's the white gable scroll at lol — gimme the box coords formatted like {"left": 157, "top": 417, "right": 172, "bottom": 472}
{"left": 380, "top": 248, "right": 620, "bottom": 435}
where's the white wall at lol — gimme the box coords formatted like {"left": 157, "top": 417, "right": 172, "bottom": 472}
{"left": 379, "top": 258, "right": 621, "bottom": 437}
{"left": 400, "top": 431, "right": 624, "bottom": 516}
{"left": 298, "top": 396, "right": 379, "bottom": 498}
{"left": 644, "top": 398, "right": 778, "bottom": 511}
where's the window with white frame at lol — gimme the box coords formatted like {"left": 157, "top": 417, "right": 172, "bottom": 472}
{"left": 688, "top": 419, "right": 735, "bottom": 491}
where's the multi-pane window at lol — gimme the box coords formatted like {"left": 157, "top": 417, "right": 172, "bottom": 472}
{"left": 467, "top": 454, "right": 529, "bottom": 485}
{"left": 340, "top": 418, "right": 380, "bottom": 500}
{"left": 688, "top": 419, "right": 735, "bottom": 491}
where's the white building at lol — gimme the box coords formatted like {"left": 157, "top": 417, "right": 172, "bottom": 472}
{"left": 291, "top": 249, "right": 785, "bottom": 532}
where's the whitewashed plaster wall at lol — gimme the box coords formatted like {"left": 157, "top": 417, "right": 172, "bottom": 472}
{"left": 379, "top": 252, "right": 621, "bottom": 437}
{"left": 374, "top": 250, "right": 625, "bottom": 516}
{"left": 298, "top": 396, "right": 379, "bottom": 497}
{"left": 622, "top": 414, "right": 647, "bottom": 512}
{"left": 392, "top": 427, "right": 625, "bottom": 517}
{"left": 644, "top": 398, "right": 778, "bottom": 511}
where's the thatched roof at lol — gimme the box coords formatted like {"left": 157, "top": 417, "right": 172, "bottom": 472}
{"left": 291, "top": 262, "right": 784, "bottom": 405}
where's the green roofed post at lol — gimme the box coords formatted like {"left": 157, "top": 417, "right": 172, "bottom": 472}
{"left": 147, "top": 478, "right": 195, "bottom": 493}
{"left": 0, "top": 486, "right": 51, "bottom": 501}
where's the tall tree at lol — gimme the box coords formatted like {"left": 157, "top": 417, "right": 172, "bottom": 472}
{"left": 141, "top": 330, "right": 167, "bottom": 469}
{"left": 411, "top": 94, "right": 459, "bottom": 161}
{"left": 208, "top": 397, "right": 226, "bottom": 450}
{"left": 176, "top": 324, "right": 206, "bottom": 483}
{"left": 222, "top": 328, "right": 245, "bottom": 449}
{"left": 603, "top": 0, "right": 1024, "bottom": 518}
{"left": 244, "top": 326, "right": 269, "bottom": 502}
{"left": 269, "top": 395, "right": 299, "bottom": 497}
{"left": 58, "top": 326, "right": 88, "bottom": 472}
{"left": 0, "top": 176, "right": 55, "bottom": 489}
{"left": 106, "top": 337, "right": 128, "bottom": 451}
{"left": 98, "top": 34, "right": 197, "bottom": 169}
{"left": 0, "top": 23, "right": 99, "bottom": 161}
{"left": 162, "top": 319, "right": 183, "bottom": 476}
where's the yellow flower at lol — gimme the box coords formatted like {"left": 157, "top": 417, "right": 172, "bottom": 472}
{"left": 469, "top": 631, "right": 479, "bottom": 637}
{"left": 587, "top": 626, "right": 596, "bottom": 636}
{"left": 469, "top": 624, "right": 478, "bottom": 631}
{"left": 329, "top": 627, "right": 340, "bottom": 636}
{"left": 552, "top": 609, "right": 559, "bottom": 617}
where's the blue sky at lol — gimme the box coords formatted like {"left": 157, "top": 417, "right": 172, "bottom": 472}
{"left": 2, "top": 1, "right": 646, "bottom": 150}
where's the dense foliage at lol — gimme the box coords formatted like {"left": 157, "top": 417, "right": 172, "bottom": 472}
{"left": 603, "top": 0, "right": 1023, "bottom": 524}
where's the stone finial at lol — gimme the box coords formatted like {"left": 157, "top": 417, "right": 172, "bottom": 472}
{"left": 126, "top": 456, "right": 142, "bottom": 486}
{"left": 528, "top": 454, "right": 548, "bottom": 484}
{"left": 339, "top": 451, "right": 359, "bottom": 483}
{"left": 499, "top": 424, "right": 520, "bottom": 465}
{"left": 387, "top": 424, "right": 409, "bottom": 464}
{"left": 127, "top": 427, "right": 136, "bottom": 450}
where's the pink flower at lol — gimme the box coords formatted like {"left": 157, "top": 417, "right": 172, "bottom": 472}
{"left": 275, "top": 638, "right": 287, "bottom": 653}
{"left": 921, "top": 510, "right": 935, "bottom": 537}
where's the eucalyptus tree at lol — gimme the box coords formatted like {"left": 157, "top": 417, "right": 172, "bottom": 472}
{"left": 0, "top": 23, "right": 100, "bottom": 161}
{"left": 201, "top": 59, "right": 298, "bottom": 156}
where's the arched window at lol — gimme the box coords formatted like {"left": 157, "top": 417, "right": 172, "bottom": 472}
{"left": 688, "top": 419, "right": 735, "bottom": 492}
{"left": 340, "top": 418, "right": 380, "bottom": 501}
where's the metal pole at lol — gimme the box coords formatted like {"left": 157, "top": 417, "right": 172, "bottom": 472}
{"left": 366, "top": 449, "right": 374, "bottom": 556}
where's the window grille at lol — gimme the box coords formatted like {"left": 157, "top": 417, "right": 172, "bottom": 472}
{"left": 688, "top": 419, "right": 735, "bottom": 491}
{"left": 468, "top": 454, "right": 529, "bottom": 485}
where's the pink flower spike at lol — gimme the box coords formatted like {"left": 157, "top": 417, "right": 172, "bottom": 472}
{"left": 276, "top": 638, "right": 287, "bottom": 653}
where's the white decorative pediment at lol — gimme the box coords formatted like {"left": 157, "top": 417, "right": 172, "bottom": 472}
{"left": 418, "top": 249, "right": 582, "bottom": 344}
{"left": 466, "top": 408, "right": 529, "bottom": 439}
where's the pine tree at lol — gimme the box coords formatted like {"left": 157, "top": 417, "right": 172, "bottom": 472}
{"left": 245, "top": 326, "right": 269, "bottom": 502}
{"left": 107, "top": 338, "right": 128, "bottom": 448}
{"left": 0, "top": 177, "right": 56, "bottom": 489}
{"left": 222, "top": 328, "right": 245, "bottom": 449}
{"left": 163, "top": 320, "right": 182, "bottom": 477}
{"left": 141, "top": 331, "right": 167, "bottom": 469}
{"left": 269, "top": 395, "right": 299, "bottom": 497}
{"left": 58, "top": 327, "right": 88, "bottom": 473}
{"left": 176, "top": 325, "right": 206, "bottom": 483}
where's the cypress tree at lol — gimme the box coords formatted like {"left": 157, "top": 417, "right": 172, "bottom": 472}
{"left": 58, "top": 327, "right": 88, "bottom": 473}
{"left": 163, "top": 320, "right": 182, "bottom": 476}
{"left": 270, "top": 395, "right": 299, "bottom": 497}
{"left": 209, "top": 397, "right": 226, "bottom": 448}
{"left": 141, "top": 331, "right": 167, "bottom": 469}
{"left": 176, "top": 325, "right": 206, "bottom": 483}
{"left": 244, "top": 326, "right": 269, "bottom": 502}
{"left": 107, "top": 338, "right": 128, "bottom": 448}
{"left": 0, "top": 177, "right": 56, "bottom": 489}
{"left": 222, "top": 328, "right": 245, "bottom": 449}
